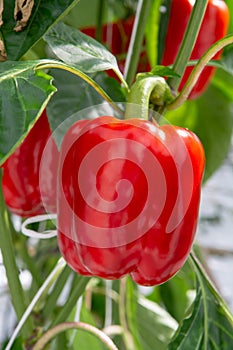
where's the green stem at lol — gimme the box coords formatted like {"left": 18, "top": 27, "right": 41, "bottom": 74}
{"left": 0, "top": 170, "right": 33, "bottom": 337}
{"left": 168, "top": 35, "right": 233, "bottom": 110}
{"left": 32, "top": 322, "right": 119, "bottom": 350}
{"left": 16, "top": 236, "right": 43, "bottom": 289}
{"left": 5, "top": 258, "right": 66, "bottom": 350}
{"left": 168, "top": 0, "right": 208, "bottom": 91}
{"left": 96, "top": 0, "right": 104, "bottom": 42}
{"left": 119, "top": 278, "right": 136, "bottom": 350}
{"left": 124, "top": 0, "right": 152, "bottom": 86}
{"left": 125, "top": 76, "right": 174, "bottom": 120}
{"left": 52, "top": 275, "right": 89, "bottom": 326}
{"left": 42, "top": 264, "right": 72, "bottom": 319}
{"left": 35, "top": 60, "right": 124, "bottom": 116}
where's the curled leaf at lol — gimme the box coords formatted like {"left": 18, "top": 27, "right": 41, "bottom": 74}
{"left": 14, "top": 0, "right": 34, "bottom": 32}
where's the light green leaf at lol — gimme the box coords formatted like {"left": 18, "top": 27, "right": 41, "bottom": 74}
{"left": 70, "top": 302, "right": 104, "bottom": 350}
{"left": 44, "top": 21, "right": 122, "bottom": 75}
{"left": 0, "top": 60, "right": 56, "bottom": 165}
{"left": 125, "top": 278, "right": 178, "bottom": 350}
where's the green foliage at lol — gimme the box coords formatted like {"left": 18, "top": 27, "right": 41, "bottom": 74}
{"left": 46, "top": 68, "right": 125, "bottom": 147}
{"left": 0, "top": 61, "right": 55, "bottom": 165}
{"left": 125, "top": 279, "right": 178, "bottom": 350}
{"left": 44, "top": 22, "right": 122, "bottom": 75}
{"left": 0, "top": 0, "right": 80, "bottom": 60}
{"left": 168, "top": 255, "right": 233, "bottom": 349}
{"left": 0, "top": 1, "right": 233, "bottom": 349}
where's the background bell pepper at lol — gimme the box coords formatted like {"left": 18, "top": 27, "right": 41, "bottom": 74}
{"left": 2, "top": 110, "right": 58, "bottom": 217}
{"left": 161, "top": 0, "right": 230, "bottom": 99}
{"left": 81, "top": 16, "right": 150, "bottom": 77}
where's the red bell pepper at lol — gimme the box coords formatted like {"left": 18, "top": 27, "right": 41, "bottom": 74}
{"left": 161, "top": 0, "right": 229, "bottom": 99}
{"left": 2, "top": 110, "right": 58, "bottom": 217}
{"left": 57, "top": 116, "right": 205, "bottom": 285}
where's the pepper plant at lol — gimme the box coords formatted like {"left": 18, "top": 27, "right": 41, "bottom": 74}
{"left": 0, "top": 0, "right": 233, "bottom": 349}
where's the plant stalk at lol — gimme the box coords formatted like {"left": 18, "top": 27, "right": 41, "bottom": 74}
{"left": 32, "top": 322, "right": 119, "bottom": 350}
{"left": 0, "top": 169, "right": 33, "bottom": 337}
{"left": 168, "top": 0, "right": 208, "bottom": 91}
{"left": 124, "top": 0, "right": 152, "bottom": 86}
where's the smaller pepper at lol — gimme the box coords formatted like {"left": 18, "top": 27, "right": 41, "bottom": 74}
{"left": 161, "top": 0, "right": 230, "bottom": 99}
{"left": 2, "top": 110, "right": 58, "bottom": 217}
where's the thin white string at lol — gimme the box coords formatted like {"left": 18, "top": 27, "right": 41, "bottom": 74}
{"left": 21, "top": 214, "right": 58, "bottom": 239}
{"left": 5, "top": 258, "right": 66, "bottom": 350}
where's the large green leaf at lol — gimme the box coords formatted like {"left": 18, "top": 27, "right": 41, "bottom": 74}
{"left": 44, "top": 21, "right": 122, "bottom": 76}
{"left": 0, "top": 0, "right": 80, "bottom": 60}
{"left": 0, "top": 60, "right": 56, "bottom": 165}
{"left": 168, "top": 254, "right": 233, "bottom": 350}
{"left": 46, "top": 68, "right": 126, "bottom": 147}
{"left": 165, "top": 72, "right": 233, "bottom": 181}
{"left": 70, "top": 302, "right": 104, "bottom": 350}
{"left": 125, "top": 278, "right": 178, "bottom": 350}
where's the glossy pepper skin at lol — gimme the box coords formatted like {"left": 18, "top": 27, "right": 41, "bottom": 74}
{"left": 2, "top": 110, "right": 58, "bottom": 217}
{"left": 161, "top": 0, "right": 229, "bottom": 100}
{"left": 57, "top": 116, "right": 205, "bottom": 286}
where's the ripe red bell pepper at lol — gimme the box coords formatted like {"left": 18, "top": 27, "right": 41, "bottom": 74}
{"left": 161, "top": 0, "right": 229, "bottom": 99}
{"left": 57, "top": 116, "right": 205, "bottom": 285}
{"left": 2, "top": 110, "right": 58, "bottom": 217}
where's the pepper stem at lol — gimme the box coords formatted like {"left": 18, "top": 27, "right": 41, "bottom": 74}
{"left": 167, "top": 34, "right": 233, "bottom": 110}
{"left": 125, "top": 75, "right": 174, "bottom": 120}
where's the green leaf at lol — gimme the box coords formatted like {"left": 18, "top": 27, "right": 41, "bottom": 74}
{"left": 157, "top": 262, "right": 196, "bottom": 322}
{"left": 0, "top": 60, "right": 56, "bottom": 165}
{"left": 165, "top": 72, "right": 233, "bottom": 181}
{"left": 138, "top": 66, "right": 180, "bottom": 79}
{"left": 0, "top": 0, "right": 80, "bottom": 60}
{"left": 46, "top": 68, "right": 126, "bottom": 147}
{"left": 125, "top": 279, "right": 178, "bottom": 350}
{"left": 168, "top": 254, "right": 233, "bottom": 350}
{"left": 70, "top": 302, "right": 104, "bottom": 350}
{"left": 44, "top": 21, "right": 121, "bottom": 75}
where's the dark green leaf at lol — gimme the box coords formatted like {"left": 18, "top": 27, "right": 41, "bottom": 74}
{"left": 157, "top": 262, "right": 196, "bottom": 322}
{"left": 0, "top": 0, "right": 80, "bottom": 60}
{"left": 0, "top": 60, "right": 56, "bottom": 165}
{"left": 165, "top": 72, "right": 233, "bottom": 181}
{"left": 47, "top": 68, "right": 126, "bottom": 147}
{"left": 71, "top": 302, "right": 104, "bottom": 350}
{"left": 44, "top": 21, "right": 121, "bottom": 74}
{"left": 125, "top": 278, "right": 178, "bottom": 350}
{"left": 138, "top": 66, "right": 180, "bottom": 79}
{"left": 168, "top": 254, "right": 233, "bottom": 350}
